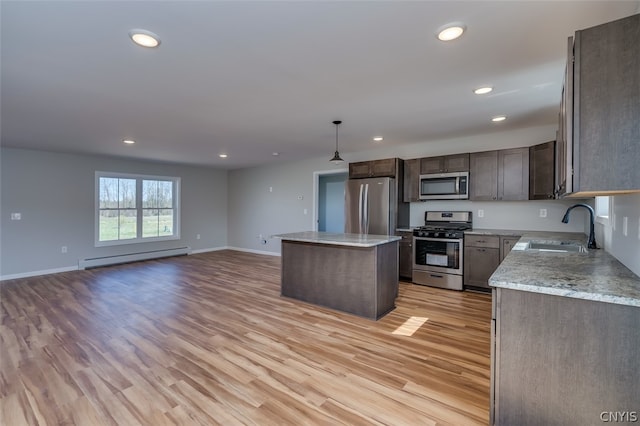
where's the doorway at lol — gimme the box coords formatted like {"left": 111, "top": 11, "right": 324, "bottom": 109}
{"left": 315, "top": 171, "right": 348, "bottom": 232}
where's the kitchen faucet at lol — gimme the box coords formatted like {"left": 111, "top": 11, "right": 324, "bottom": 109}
{"left": 561, "top": 203, "right": 598, "bottom": 249}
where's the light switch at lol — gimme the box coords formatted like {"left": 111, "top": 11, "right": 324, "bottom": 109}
{"left": 539, "top": 209, "right": 547, "bottom": 218}
{"left": 11, "top": 213, "right": 21, "bottom": 220}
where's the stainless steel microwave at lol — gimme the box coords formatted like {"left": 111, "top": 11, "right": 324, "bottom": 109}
{"left": 419, "top": 171, "right": 469, "bottom": 200}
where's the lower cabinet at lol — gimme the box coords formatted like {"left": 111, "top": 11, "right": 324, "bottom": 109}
{"left": 464, "top": 235, "right": 500, "bottom": 291}
{"left": 465, "top": 234, "right": 521, "bottom": 291}
{"left": 397, "top": 231, "right": 413, "bottom": 280}
{"left": 491, "top": 288, "right": 640, "bottom": 425}
{"left": 500, "top": 236, "right": 520, "bottom": 262}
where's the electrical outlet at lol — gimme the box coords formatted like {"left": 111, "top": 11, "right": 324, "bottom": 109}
{"left": 61, "top": 246, "right": 67, "bottom": 253}
{"left": 303, "top": 208, "right": 308, "bottom": 215}
{"left": 11, "top": 213, "right": 21, "bottom": 220}
{"left": 196, "top": 234, "right": 201, "bottom": 240}
{"left": 623, "top": 216, "right": 628, "bottom": 236}
{"left": 477, "top": 209, "right": 484, "bottom": 218}
{"left": 269, "top": 186, "right": 273, "bottom": 193}
{"left": 539, "top": 209, "right": 547, "bottom": 218}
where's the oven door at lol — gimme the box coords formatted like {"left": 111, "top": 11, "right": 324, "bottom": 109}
{"left": 413, "top": 237, "right": 463, "bottom": 275}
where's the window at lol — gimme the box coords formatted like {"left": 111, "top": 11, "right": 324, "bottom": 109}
{"left": 595, "top": 196, "right": 610, "bottom": 225}
{"left": 96, "top": 172, "right": 180, "bottom": 246}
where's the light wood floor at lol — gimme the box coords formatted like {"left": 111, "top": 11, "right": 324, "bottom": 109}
{"left": 1, "top": 250, "right": 492, "bottom": 425}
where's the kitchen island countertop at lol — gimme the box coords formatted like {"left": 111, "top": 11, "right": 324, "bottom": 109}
{"left": 489, "top": 231, "right": 640, "bottom": 307}
{"left": 274, "top": 231, "right": 401, "bottom": 248}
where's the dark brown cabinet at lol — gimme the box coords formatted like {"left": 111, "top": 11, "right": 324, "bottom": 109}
{"left": 420, "top": 153, "right": 470, "bottom": 174}
{"left": 396, "top": 231, "right": 413, "bottom": 280}
{"left": 349, "top": 158, "right": 397, "bottom": 179}
{"left": 403, "top": 158, "right": 420, "bottom": 202}
{"left": 469, "top": 151, "right": 498, "bottom": 200}
{"left": 464, "top": 235, "right": 500, "bottom": 291}
{"left": 470, "top": 148, "right": 529, "bottom": 201}
{"left": 558, "top": 14, "right": 640, "bottom": 196}
{"left": 529, "top": 141, "right": 555, "bottom": 200}
{"left": 492, "top": 288, "right": 640, "bottom": 425}
{"left": 500, "top": 236, "right": 521, "bottom": 262}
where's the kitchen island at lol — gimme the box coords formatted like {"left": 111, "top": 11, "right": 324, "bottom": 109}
{"left": 274, "top": 231, "right": 401, "bottom": 320}
{"left": 488, "top": 231, "right": 640, "bottom": 426}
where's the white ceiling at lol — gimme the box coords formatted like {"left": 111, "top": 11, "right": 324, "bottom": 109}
{"left": 1, "top": 1, "right": 638, "bottom": 170}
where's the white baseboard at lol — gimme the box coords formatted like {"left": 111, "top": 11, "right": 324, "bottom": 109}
{"left": 226, "top": 246, "right": 281, "bottom": 257}
{"left": 1, "top": 266, "right": 78, "bottom": 282}
{"left": 191, "top": 246, "right": 229, "bottom": 254}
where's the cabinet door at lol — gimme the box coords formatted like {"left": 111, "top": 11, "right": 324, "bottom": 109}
{"left": 500, "top": 236, "right": 521, "bottom": 262}
{"left": 420, "top": 156, "right": 444, "bottom": 174}
{"left": 464, "top": 246, "right": 500, "bottom": 289}
{"left": 530, "top": 141, "right": 556, "bottom": 200}
{"left": 444, "top": 153, "right": 470, "bottom": 172}
{"left": 397, "top": 232, "right": 413, "bottom": 279}
{"left": 370, "top": 158, "right": 397, "bottom": 177}
{"left": 349, "top": 162, "right": 371, "bottom": 179}
{"left": 403, "top": 158, "right": 420, "bottom": 202}
{"left": 574, "top": 14, "right": 640, "bottom": 193}
{"left": 498, "top": 148, "right": 529, "bottom": 201}
{"left": 470, "top": 151, "right": 498, "bottom": 200}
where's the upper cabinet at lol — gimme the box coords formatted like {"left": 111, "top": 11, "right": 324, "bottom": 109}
{"left": 470, "top": 148, "right": 529, "bottom": 201}
{"left": 403, "top": 158, "right": 421, "bottom": 202}
{"left": 420, "top": 153, "right": 470, "bottom": 174}
{"left": 529, "top": 141, "right": 556, "bottom": 200}
{"left": 558, "top": 13, "right": 640, "bottom": 197}
{"left": 349, "top": 158, "right": 397, "bottom": 179}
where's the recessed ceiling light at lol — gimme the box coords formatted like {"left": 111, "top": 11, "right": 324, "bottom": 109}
{"left": 491, "top": 115, "right": 507, "bottom": 122}
{"left": 272, "top": 152, "right": 280, "bottom": 156}
{"left": 474, "top": 86, "right": 493, "bottom": 95}
{"left": 373, "top": 137, "right": 384, "bottom": 142}
{"left": 219, "top": 154, "right": 228, "bottom": 158}
{"left": 129, "top": 29, "right": 161, "bottom": 48}
{"left": 437, "top": 23, "right": 466, "bottom": 41}
{"left": 122, "top": 139, "right": 135, "bottom": 144}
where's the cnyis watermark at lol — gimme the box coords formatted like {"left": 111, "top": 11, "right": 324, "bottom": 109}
{"left": 600, "top": 411, "right": 638, "bottom": 423}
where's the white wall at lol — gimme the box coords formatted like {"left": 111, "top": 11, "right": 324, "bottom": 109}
{"left": 596, "top": 193, "right": 640, "bottom": 276}
{"left": 1, "top": 148, "right": 228, "bottom": 278}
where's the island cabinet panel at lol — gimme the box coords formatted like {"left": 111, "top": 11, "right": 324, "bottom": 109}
{"left": 492, "top": 288, "right": 640, "bottom": 425}
{"left": 281, "top": 240, "right": 398, "bottom": 320}
{"left": 529, "top": 141, "right": 555, "bottom": 200}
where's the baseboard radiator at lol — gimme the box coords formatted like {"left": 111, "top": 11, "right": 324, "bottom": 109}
{"left": 79, "top": 246, "right": 191, "bottom": 270}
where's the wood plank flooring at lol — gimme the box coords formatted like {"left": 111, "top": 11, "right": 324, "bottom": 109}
{"left": 1, "top": 250, "right": 492, "bottom": 425}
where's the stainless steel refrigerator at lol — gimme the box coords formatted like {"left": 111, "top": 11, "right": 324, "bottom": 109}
{"left": 345, "top": 177, "right": 396, "bottom": 235}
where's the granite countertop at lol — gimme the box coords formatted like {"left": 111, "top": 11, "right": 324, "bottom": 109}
{"left": 489, "top": 231, "right": 640, "bottom": 307}
{"left": 273, "top": 231, "right": 401, "bottom": 248}
{"left": 466, "top": 228, "right": 525, "bottom": 237}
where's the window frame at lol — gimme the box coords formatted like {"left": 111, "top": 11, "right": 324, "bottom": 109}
{"left": 95, "top": 171, "right": 181, "bottom": 247}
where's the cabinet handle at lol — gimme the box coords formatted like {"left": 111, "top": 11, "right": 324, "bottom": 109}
{"left": 430, "top": 274, "right": 444, "bottom": 278}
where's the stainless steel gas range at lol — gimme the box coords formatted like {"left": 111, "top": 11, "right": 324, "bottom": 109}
{"left": 412, "top": 211, "right": 472, "bottom": 290}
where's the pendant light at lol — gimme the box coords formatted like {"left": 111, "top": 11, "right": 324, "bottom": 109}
{"left": 330, "top": 120, "right": 344, "bottom": 164}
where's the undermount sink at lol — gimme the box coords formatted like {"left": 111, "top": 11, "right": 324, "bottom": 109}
{"left": 526, "top": 241, "right": 588, "bottom": 253}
